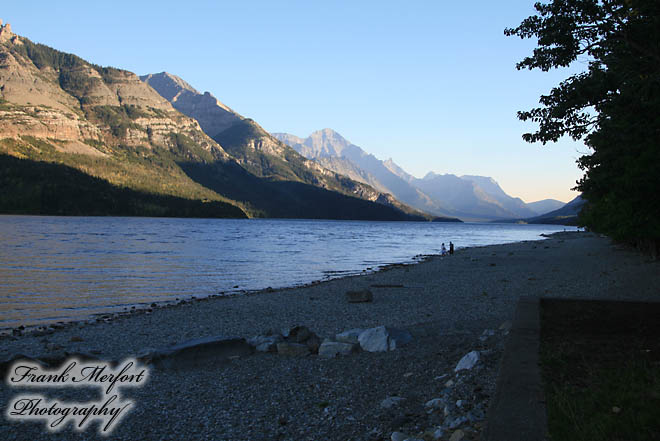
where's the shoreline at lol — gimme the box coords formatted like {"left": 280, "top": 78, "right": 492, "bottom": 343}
{"left": 2, "top": 230, "right": 656, "bottom": 361}
{"left": 0, "top": 216, "right": 579, "bottom": 332}
{"left": 2, "top": 231, "right": 659, "bottom": 440}
{"left": 0, "top": 231, "right": 547, "bottom": 336}
{"left": 0, "top": 232, "right": 545, "bottom": 338}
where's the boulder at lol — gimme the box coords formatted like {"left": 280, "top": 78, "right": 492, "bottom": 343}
{"left": 335, "top": 328, "right": 364, "bottom": 344}
{"left": 454, "top": 350, "right": 480, "bottom": 372}
{"left": 276, "top": 342, "right": 310, "bottom": 357}
{"left": 284, "top": 325, "right": 312, "bottom": 343}
{"left": 358, "top": 326, "right": 412, "bottom": 352}
{"left": 318, "top": 341, "right": 358, "bottom": 358}
{"left": 143, "top": 336, "right": 253, "bottom": 369}
{"left": 305, "top": 334, "right": 321, "bottom": 354}
{"left": 247, "top": 334, "right": 283, "bottom": 352}
{"left": 346, "top": 289, "right": 373, "bottom": 303}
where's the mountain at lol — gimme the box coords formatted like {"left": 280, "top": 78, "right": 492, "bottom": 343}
{"left": 0, "top": 22, "right": 436, "bottom": 221}
{"left": 143, "top": 77, "right": 451, "bottom": 221}
{"left": 272, "top": 130, "right": 454, "bottom": 217}
{"left": 526, "top": 199, "right": 566, "bottom": 216}
{"left": 274, "top": 129, "right": 540, "bottom": 221}
{"left": 496, "top": 195, "right": 585, "bottom": 225}
{"left": 460, "top": 175, "right": 537, "bottom": 218}
{"left": 413, "top": 172, "right": 529, "bottom": 221}
{"left": 140, "top": 72, "right": 242, "bottom": 138}
{"left": 528, "top": 195, "right": 585, "bottom": 224}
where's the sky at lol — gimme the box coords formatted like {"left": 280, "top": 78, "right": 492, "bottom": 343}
{"left": 2, "top": 1, "right": 589, "bottom": 203}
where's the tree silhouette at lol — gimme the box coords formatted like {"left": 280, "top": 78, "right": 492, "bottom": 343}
{"left": 507, "top": 0, "right": 660, "bottom": 252}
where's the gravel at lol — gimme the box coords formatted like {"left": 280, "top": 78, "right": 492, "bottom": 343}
{"left": 1, "top": 232, "right": 659, "bottom": 440}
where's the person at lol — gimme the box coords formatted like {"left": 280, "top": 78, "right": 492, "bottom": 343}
{"left": 449, "top": 242, "right": 454, "bottom": 255}
{"left": 441, "top": 243, "right": 447, "bottom": 256}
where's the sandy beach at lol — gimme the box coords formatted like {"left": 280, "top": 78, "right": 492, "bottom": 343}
{"left": 1, "top": 231, "right": 659, "bottom": 440}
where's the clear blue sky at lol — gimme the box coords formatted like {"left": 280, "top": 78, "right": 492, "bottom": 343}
{"left": 3, "top": 1, "right": 588, "bottom": 202}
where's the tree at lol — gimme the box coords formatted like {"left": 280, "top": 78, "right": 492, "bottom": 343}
{"left": 506, "top": 0, "right": 660, "bottom": 252}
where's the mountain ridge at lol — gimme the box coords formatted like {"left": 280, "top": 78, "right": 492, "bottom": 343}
{"left": 0, "top": 23, "right": 443, "bottom": 221}
{"left": 274, "top": 129, "right": 547, "bottom": 221}
{"left": 143, "top": 74, "right": 452, "bottom": 221}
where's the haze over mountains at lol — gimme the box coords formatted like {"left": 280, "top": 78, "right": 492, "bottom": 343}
{"left": 273, "top": 129, "right": 566, "bottom": 221}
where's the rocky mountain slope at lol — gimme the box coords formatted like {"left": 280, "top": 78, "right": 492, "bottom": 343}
{"left": 274, "top": 129, "right": 545, "bottom": 221}
{"left": 141, "top": 72, "right": 243, "bottom": 138}
{"left": 0, "top": 23, "right": 435, "bottom": 221}
{"left": 273, "top": 129, "right": 454, "bottom": 217}
{"left": 141, "top": 74, "right": 451, "bottom": 221}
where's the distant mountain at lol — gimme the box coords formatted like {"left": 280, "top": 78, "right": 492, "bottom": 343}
{"left": 526, "top": 199, "right": 566, "bottom": 216}
{"left": 142, "top": 77, "right": 447, "bottom": 221}
{"left": 529, "top": 195, "right": 585, "bottom": 224}
{"left": 496, "top": 195, "right": 585, "bottom": 225}
{"left": 273, "top": 130, "right": 453, "bottom": 217}
{"left": 412, "top": 172, "right": 530, "bottom": 221}
{"left": 274, "top": 129, "right": 542, "bottom": 221}
{"left": 0, "top": 23, "right": 439, "bottom": 221}
{"left": 460, "top": 175, "right": 537, "bottom": 218}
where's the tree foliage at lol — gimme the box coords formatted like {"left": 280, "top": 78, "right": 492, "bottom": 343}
{"left": 506, "top": 0, "right": 660, "bottom": 249}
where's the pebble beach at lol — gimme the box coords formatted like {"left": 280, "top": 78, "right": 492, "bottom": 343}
{"left": 1, "top": 231, "right": 659, "bottom": 440}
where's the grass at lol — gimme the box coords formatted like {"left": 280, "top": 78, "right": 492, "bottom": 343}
{"left": 540, "top": 299, "right": 660, "bottom": 441}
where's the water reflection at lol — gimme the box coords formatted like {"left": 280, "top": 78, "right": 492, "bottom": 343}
{"left": 0, "top": 216, "right": 576, "bottom": 328}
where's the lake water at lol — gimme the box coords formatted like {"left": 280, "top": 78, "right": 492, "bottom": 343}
{"left": 0, "top": 216, "right": 577, "bottom": 329}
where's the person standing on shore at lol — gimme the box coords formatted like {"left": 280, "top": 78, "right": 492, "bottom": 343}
{"left": 441, "top": 243, "right": 447, "bottom": 256}
{"left": 449, "top": 242, "right": 454, "bottom": 255}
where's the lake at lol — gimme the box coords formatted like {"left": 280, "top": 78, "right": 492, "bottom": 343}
{"left": 0, "top": 216, "right": 577, "bottom": 329}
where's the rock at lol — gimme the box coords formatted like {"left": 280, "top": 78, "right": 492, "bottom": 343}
{"left": 380, "top": 396, "right": 406, "bottom": 409}
{"left": 391, "top": 432, "right": 408, "bottom": 441}
{"left": 445, "top": 379, "right": 455, "bottom": 388}
{"left": 432, "top": 427, "right": 444, "bottom": 440}
{"left": 335, "top": 328, "right": 364, "bottom": 344}
{"left": 479, "top": 329, "right": 495, "bottom": 341}
{"left": 359, "top": 327, "right": 391, "bottom": 352}
{"left": 247, "top": 335, "right": 283, "bottom": 352}
{"left": 305, "top": 334, "right": 322, "bottom": 353}
{"left": 454, "top": 351, "right": 480, "bottom": 372}
{"left": 425, "top": 398, "right": 445, "bottom": 409}
{"left": 467, "top": 408, "right": 485, "bottom": 422}
{"left": 145, "top": 336, "right": 253, "bottom": 369}
{"left": 276, "top": 342, "right": 310, "bottom": 357}
{"left": 346, "top": 289, "right": 373, "bottom": 303}
{"left": 455, "top": 399, "right": 464, "bottom": 407}
{"left": 318, "top": 341, "right": 358, "bottom": 358}
{"left": 390, "top": 432, "right": 408, "bottom": 441}
{"left": 285, "top": 326, "right": 313, "bottom": 343}
{"left": 499, "top": 320, "right": 512, "bottom": 332}
{"left": 388, "top": 327, "right": 413, "bottom": 346}
{"left": 358, "top": 326, "right": 412, "bottom": 352}
{"left": 447, "top": 415, "right": 468, "bottom": 429}
{"left": 449, "top": 429, "right": 465, "bottom": 441}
